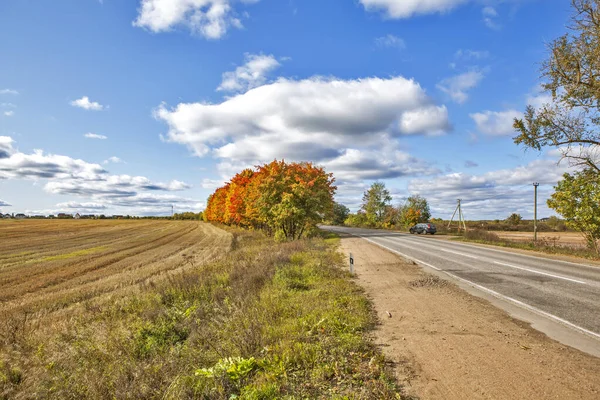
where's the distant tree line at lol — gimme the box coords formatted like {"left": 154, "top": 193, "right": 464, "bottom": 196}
{"left": 203, "top": 160, "right": 336, "bottom": 240}
{"left": 339, "top": 182, "right": 431, "bottom": 229}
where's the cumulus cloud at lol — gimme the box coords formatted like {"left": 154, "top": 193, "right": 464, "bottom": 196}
{"left": 0, "top": 139, "right": 106, "bottom": 180}
{"left": 470, "top": 109, "right": 522, "bottom": 136}
{"left": 0, "top": 136, "right": 195, "bottom": 213}
{"left": 0, "top": 199, "right": 11, "bottom": 207}
{"left": 84, "top": 133, "right": 108, "bottom": 140}
{"left": 133, "top": 0, "right": 260, "bottom": 39}
{"left": 408, "top": 156, "right": 573, "bottom": 219}
{"left": 359, "top": 0, "right": 468, "bottom": 18}
{"left": 71, "top": 96, "right": 105, "bottom": 111}
{"left": 0, "top": 136, "right": 14, "bottom": 159}
{"left": 218, "top": 53, "right": 281, "bottom": 93}
{"left": 322, "top": 148, "right": 440, "bottom": 182}
{"left": 437, "top": 70, "right": 484, "bottom": 104}
{"left": 0, "top": 89, "right": 18, "bottom": 95}
{"left": 3, "top": 111, "right": 14, "bottom": 117}
{"left": 45, "top": 176, "right": 190, "bottom": 197}
{"left": 157, "top": 75, "right": 451, "bottom": 158}
{"left": 375, "top": 34, "right": 406, "bottom": 49}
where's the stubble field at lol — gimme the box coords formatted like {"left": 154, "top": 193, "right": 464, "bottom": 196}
{"left": 1, "top": 220, "right": 401, "bottom": 399}
{"left": 0, "top": 219, "right": 232, "bottom": 319}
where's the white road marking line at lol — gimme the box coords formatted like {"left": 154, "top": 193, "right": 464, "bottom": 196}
{"left": 493, "top": 261, "right": 587, "bottom": 285}
{"left": 411, "top": 235, "right": 600, "bottom": 270}
{"left": 353, "top": 234, "right": 600, "bottom": 341}
{"left": 439, "top": 248, "right": 481, "bottom": 260}
{"left": 360, "top": 236, "right": 441, "bottom": 271}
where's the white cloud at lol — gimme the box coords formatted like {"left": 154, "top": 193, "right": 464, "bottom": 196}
{"left": 408, "top": 156, "right": 574, "bottom": 219}
{"left": 482, "top": 6, "right": 500, "bottom": 29}
{"left": 482, "top": 6, "right": 497, "bottom": 17}
{"left": 103, "top": 156, "right": 122, "bottom": 164}
{"left": 133, "top": 0, "right": 260, "bottom": 39}
{"left": 56, "top": 202, "right": 107, "bottom": 210}
{"left": 322, "top": 148, "right": 440, "bottom": 182}
{"left": 84, "top": 133, "right": 108, "bottom": 140}
{"left": 45, "top": 176, "right": 190, "bottom": 197}
{"left": 0, "top": 103, "right": 16, "bottom": 108}
{"left": 527, "top": 91, "right": 552, "bottom": 110}
{"left": 201, "top": 178, "right": 226, "bottom": 189}
{"left": 454, "top": 49, "right": 490, "bottom": 61}
{"left": 0, "top": 136, "right": 194, "bottom": 213}
{"left": 470, "top": 109, "right": 523, "bottom": 136}
{"left": 437, "top": 70, "right": 484, "bottom": 104}
{"left": 464, "top": 160, "right": 478, "bottom": 168}
{"left": 0, "top": 199, "right": 11, "bottom": 207}
{"left": 360, "top": 0, "right": 468, "bottom": 18}
{"left": 157, "top": 75, "right": 451, "bottom": 158}
{"left": 71, "top": 96, "right": 105, "bottom": 111}
{"left": 3, "top": 111, "right": 14, "bottom": 117}
{"left": 218, "top": 53, "right": 281, "bottom": 93}
{"left": 0, "top": 89, "right": 18, "bottom": 95}
{"left": 375, "top": 34, "right": 406, "bottom": 49}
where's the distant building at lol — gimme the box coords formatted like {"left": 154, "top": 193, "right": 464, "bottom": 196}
{"left": 15, "top": 213, "right": 26, "bottom": 219}
{"left": 57, "top": 213, "right": 73, "bottom": 219}
{"left": 74, "top": 213, "right": 81, "bottom": 219}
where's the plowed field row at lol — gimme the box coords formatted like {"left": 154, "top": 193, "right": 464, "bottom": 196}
{"left": 0, "top": 220, "right": 231, "bottom": 322}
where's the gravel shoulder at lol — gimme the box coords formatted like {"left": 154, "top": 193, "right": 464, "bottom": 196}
{"left": 339, "top": 235, "right": 600, "bottom": 400}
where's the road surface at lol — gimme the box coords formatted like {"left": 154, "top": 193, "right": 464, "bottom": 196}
{"left": 323, "top": 225, "right": 600, "bottom": 355}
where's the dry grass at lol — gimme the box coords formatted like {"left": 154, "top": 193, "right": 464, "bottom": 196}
{"left": 0, "top": 220, "right": 232, "bottom": 398}
{"left": 0, "top": 221, "right": 404, "bottom": 399}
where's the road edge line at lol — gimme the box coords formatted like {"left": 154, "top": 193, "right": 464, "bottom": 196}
{"left": 354, "top": 234, "right": 600, "bottom": 341}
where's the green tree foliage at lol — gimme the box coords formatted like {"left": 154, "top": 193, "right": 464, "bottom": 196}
{"left": 513, "top": 0, "right": 600, "bottom": 173}
{"left": 400, "top": 195, "right": 431, "bottom": 227}
{"left": 506, "top": 213, "right": 523, "bottom": 225}
{"left": 332, "top": 202, "right": 350, "bottom": 225}
{"left": 172, "top": 212, "right": 203, "bottom": 220}
{"left": 548, "top": 171, "right": 600, "bottom": 253}
{"left": 344, "top": 212, "right": 369, "bottom": 227}
{"left": 361, "top": 182, "right": 392, "bottom": 225}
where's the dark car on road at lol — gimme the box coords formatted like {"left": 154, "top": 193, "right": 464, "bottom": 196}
{"left": 409, "top": 223, "right": 437, "bottom": 234}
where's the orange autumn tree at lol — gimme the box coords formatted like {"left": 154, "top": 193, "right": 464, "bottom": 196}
{"left": 205, "top": 160, "right": 336, "bottom": 240}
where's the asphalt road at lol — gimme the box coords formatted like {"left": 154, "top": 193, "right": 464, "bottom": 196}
{"left": 323, "top": 225, "right": 600, "bottom": 349}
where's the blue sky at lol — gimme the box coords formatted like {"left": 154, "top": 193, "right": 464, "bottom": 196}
{"left": 0, "top": 0, "right": 575, "bottom": 218}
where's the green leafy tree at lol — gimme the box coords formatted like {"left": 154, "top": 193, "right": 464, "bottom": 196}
{"left": 332, "top": 202, "right": 350, "bottom": 225}
{"left": 548, "top": 171, "right": 600, "bottom": 254}
{"left": 361, "top": 182, "right": 392, "bottom": 225}
{"left": 506, "top": 213, "right": 523, "bottom": 225}
{"left": 400, "top": 195, "right": 431, "bottom": 226}
{"left": 513, "top": 0, "right": 600, "bottom": 172}
{"left": 344, "top": 212, "right": 369, "bottom": 227}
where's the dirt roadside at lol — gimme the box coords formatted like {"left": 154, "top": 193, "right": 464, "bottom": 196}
{"left": 339, "top": 236, "right": 600, "bottom": 400}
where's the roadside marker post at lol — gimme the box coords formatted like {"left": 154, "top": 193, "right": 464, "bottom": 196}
{"left": 349, "top": 253, "right": 354, "bottom": 274}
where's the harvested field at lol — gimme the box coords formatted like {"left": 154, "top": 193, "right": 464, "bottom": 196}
{"left": 491, "top": 231, "right": 587, "bottom": 248}
{"left": 0, "top": 220, "right": 231, "bottom": 324}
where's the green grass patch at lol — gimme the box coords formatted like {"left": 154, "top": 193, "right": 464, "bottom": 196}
{"left": 1, "top": 230, "right": 406, "bottom": 399}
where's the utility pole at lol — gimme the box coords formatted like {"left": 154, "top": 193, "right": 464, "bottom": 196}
{"left": 448, "top": 199, "right": 467, "bottom": 232}
{"left": 533, "top": 182, "right": 539, "bottom": 243}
